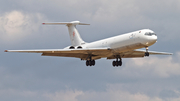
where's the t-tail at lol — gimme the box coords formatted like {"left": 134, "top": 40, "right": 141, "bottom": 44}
{"left": 42, "top": 21, "right": 89, "bottom": 46}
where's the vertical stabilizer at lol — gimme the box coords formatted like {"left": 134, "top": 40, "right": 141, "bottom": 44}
{"left": 67, "top": 24, "right": 85, "bottom": 46}
{"left": 42, "top": 21, "right": 89, "bottom": 46}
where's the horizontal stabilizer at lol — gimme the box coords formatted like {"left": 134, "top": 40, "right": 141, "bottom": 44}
{"left": 42, "top": 21, "right": 90, "bottom": 25}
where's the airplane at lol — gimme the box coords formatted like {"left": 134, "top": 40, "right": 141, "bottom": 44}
{"left": 5, "top": 21, "right": 173, "bottom": 67}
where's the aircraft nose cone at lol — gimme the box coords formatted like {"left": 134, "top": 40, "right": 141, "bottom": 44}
{"left": 145, "top": 35, "right": 158, "bottom": 46}
{"left": 155, "top": 36, "right": 158, "bottom": 41}
{"left": 149, "top": 35, "right": 157, "bottom": 44}
{"left": 152, "top": 36, "right": 157, "bottom": 41}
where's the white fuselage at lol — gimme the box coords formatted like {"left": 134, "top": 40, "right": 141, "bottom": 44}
{"left": 80, "top": 29, "right": 157, "bottom": 52}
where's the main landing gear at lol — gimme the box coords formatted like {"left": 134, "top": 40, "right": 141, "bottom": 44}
{"left": 86, "top": 55, "right": 95, "bottom": 66}
{"left": 145, "top": 47, "right": 149, "bottom": 57}
{"left": 112, "top": 56, "right": 122, "bottom": 67}
{"left": 86, "top": 60, "right": 95, "bottom": 66}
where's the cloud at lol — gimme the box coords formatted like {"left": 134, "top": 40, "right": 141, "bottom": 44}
{"left": 45, "top": 90, "right": 83, "bottom": 101}
{"left": 0, "top": 88, "right": 162, "bottom": 101}
{"left": 44, "top": 81, "right": 180, "bottom": 101}
{"left": 1, "top": 86, "right": 180, "bottom": 101}
{"left": 44, "top": 88, "right": 167, "bottom": 101}
{"left": 0, "top": 10, "right": 47, "bottom": 44}
{"left": 124, "top": 52, "right": 180, "bottom": 78}
{"left": 0, "top": 89, "right": 43, "bottom": 101}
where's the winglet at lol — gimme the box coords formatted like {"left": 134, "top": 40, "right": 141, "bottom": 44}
{"left": 4, "top": 50, "right": 8, "bottom": 52}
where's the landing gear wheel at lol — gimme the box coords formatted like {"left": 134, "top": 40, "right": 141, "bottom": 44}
{"left": 112, "top": 56, "right": 122, "bottom": 67}
{"left": 92, "top": 60, "right": 95, "bottom": 66}
{"left": 89, "top": 61, "right": 92, "bottom": 66}
{"left": 86, "top": 60, "right": 89, "bottom": 66}
{"left": 147, "top": 52, "right": 149, "bottom": 56}
{"left": 116, "top": 61, "right": 119, "bottom": 67}
{"left": 145, "top": 52, "right": 149, "bottom": 57}
{"left": 86, "top": 60, "right": 96, "bottom": 66}
{"left": 85, "top": 54, "right": 96, "bottom": 66}
{"left": 118, "top": 61, "right": 122, "bottom": 66}
{"left": 112, "top": 61, "right": 116, "bottom": 67}
{"left": 112, "top": 60, "right": 122, "bottom": 67}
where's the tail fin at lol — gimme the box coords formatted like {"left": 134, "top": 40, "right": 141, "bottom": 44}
{"left": 42, "top": 21, "right": 89, "bottom": 46}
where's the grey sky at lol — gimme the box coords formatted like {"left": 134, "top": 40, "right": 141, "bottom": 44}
{"left": 0, "top": 0, "right": 180, "bottom": 101}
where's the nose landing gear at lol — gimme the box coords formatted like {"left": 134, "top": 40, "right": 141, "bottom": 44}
{"left": 145, "top": 47, "right": 149, "bottom": 57}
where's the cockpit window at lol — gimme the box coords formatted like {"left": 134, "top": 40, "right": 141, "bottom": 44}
{"left": 145, "top": 32, "right": 156, "bottom": 36}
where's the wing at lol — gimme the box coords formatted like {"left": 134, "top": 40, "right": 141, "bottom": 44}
{"left": 121, "top": 49, "right": 172, "bottom": 58}
{"left": 107, "top": 49, "right": 173, "bottom": 59}
{"left": 134, "top": 49, "right": 173, "bottom": 55}
{"left": 5, "top": 48, "right": 173, "bottom": 60}
{"left": 5, "top": 48, "right": 113, "bottom": 60}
